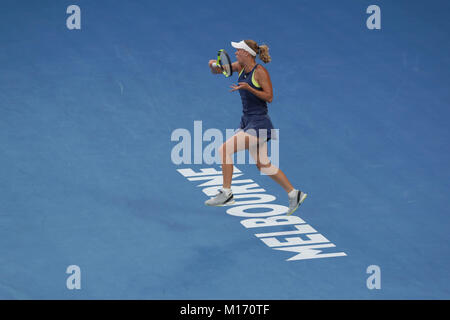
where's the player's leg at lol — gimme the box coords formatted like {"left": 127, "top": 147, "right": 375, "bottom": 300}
{"left": 219, "top": 130, "right": 250, "bottom": 189}
{"left": 248, "top": 138, "right": 308, "bottom": 215}
{"left": 248, "top": 137, "right": 293, "bottom": 192}
{"left": 205, "top": 131, "right": 250, "bottom": 206}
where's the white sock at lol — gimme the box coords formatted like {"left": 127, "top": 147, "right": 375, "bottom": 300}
{"left": 288, "top": 189, "right": 298, "bottom": 198}
{"left": 222, "top": 187, "right": 232, "bottom": 195}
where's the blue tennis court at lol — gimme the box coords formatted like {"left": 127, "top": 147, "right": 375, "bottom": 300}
{"left": 1, "top": 0, "right": 449, "bottom": 299}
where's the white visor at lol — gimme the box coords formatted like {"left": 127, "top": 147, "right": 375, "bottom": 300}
{"left": 231, "top": 40, "right": 257, "bottom": 56}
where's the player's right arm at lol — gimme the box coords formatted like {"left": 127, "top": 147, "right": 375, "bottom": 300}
{"left": 209, "top": 59, "right": 222, "bottom": 74}
{"left": 231, "top": 61, "right": 243, "bottom": 74}
{"left": 208, "top": 60, "right": 242, "bottom": 75}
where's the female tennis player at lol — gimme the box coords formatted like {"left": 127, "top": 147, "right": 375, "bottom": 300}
{"left": 205, "top": 39, "right": 307, "bottom": 215}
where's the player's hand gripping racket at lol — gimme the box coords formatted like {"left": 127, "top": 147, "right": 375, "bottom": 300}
{"left": 211, "top": 49, "right": 233, "bottom": 77}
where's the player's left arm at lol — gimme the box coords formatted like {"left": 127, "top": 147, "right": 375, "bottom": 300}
{"left": 253, "top": 66, "right": 273, "bottom": 103}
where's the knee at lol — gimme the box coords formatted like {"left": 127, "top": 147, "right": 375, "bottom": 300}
{"left": 256, "top": 161, "right": 271, "bottom": 171}
{"left": 256, "top": 161, "right": 278, "bottom": 175}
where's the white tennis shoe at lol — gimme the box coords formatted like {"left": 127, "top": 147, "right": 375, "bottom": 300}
{"left": 205, "top": 188, "right": 235, "bottom": 206}
{"left": 287, "top": 189, "right": 308, "bottom": 215}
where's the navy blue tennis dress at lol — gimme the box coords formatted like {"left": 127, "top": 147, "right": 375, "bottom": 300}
{"left": 236, "top": 63, "right": 277, "bottom": 141}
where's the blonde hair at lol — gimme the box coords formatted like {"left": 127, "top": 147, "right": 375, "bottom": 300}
{"left": 244, "top": 39, "right": 271, "bottom": 64}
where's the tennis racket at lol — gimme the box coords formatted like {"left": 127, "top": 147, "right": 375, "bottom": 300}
{"left": 212, "top": 49, "right": 233, "bottom": 77}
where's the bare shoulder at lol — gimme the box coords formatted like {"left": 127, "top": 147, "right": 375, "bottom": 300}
{"left": 255, "top": 64, "right": 270, "bottom": 81}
